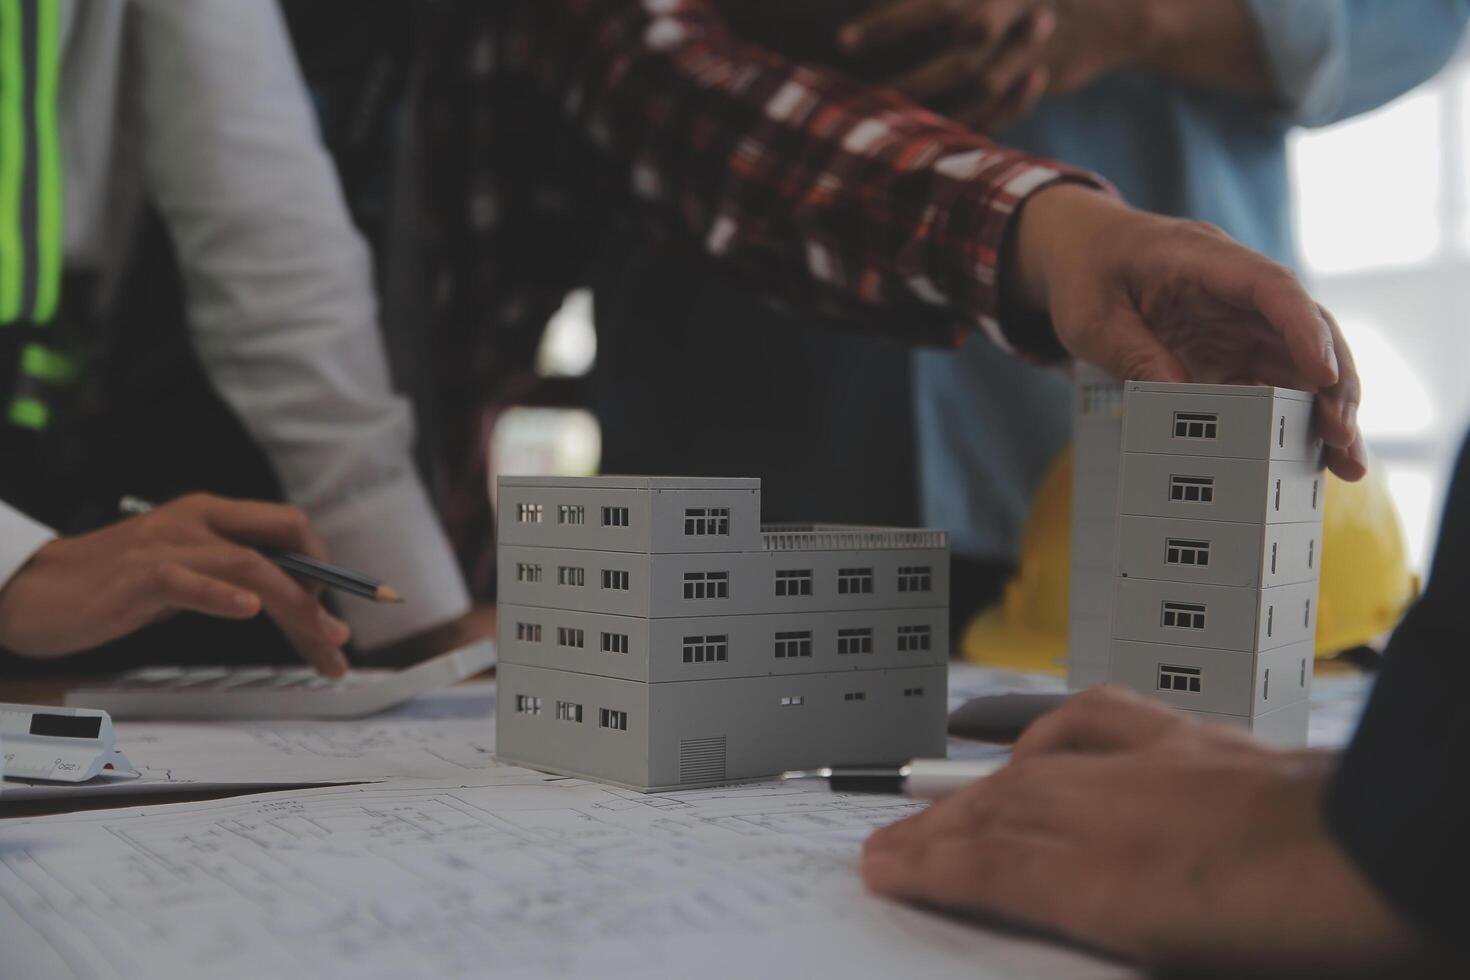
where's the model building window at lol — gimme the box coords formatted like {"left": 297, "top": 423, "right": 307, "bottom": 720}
{"left": 682, "top": 571, "right": 729, "bottom": 599}
{"left": 1161, "top": 601, "right": 1206, "bottom": 631}
{"left": 1271, "top": 542, "right": 1278, "bottom": 574}
{"left": 556, "top": 627, "right": 585, "bottom": 648}
{"left": 1308, "top": 539, "right": 1315, "bottom": 569}
{"left": 837, "top": 627, "right": 874, "bottom": 655}
{"left": 555, "top": 701, "right": 583, "bottom": 723}
{"left": 601, "top": 505, "right": 630, "bottom": 527}
{"left": 1312, "top": 479, "right": 1319, "bottom": 510}
{"left": 1172, "top": 412, "right": 1218, "bottom": 440}
{"left": 515, "top": 695, "right": 542, "bottom": 715}
{"left": 558, "top": 504, "right": 585, "bottom": 525}
{"left": 1157, "top": 664, "right": 1202, "bottom": 693}
{"left": 601, "top": 632, "right": 629, "bottom": 654}
{"left": 843, "top": 691, "right": 867, "bottom": 702}
{"left": 1168, "top": 475, "right": 1215, "bottom": 503}
{"left": 774, "top": 630, "right": 813, "bottom": 658}
{"left": 599, "top": 708, "right": 628, "bottom": 731}
{"left": 517, "top": 502, "right": 543, "bottom": 523}
{"left": 515, "top": 562, "right": 543, "bottom": 583}
{"left": 897, "top": 566, "right": 932, "bottom": 592}
{"left": 1165, "top": 538, "right": 1211, "bottom": 567}
{"left": 1304, "top": 598, "right": 1312, "bottom": 628}
{"left": 558, "top": 565, "right": 585, "bottom": 587}
{"left": 683, "top": 507, "right": 731, "bottom": 536}
{"left": 837, "top": 567, "right": 874, "bottom": 594}
{"left": 896, "top": 625, "right": 932, "bottom": 652}
{"left": 600, "top": 569, "right": 630, "bottom": 591}
{"left": 780, "top": 695, "right": 805, "bottom": 706}
{"left": 1274, "top": 479, "right": 1282, "bottom": 511}
{"left": 682, "top": 634, "right": 729, "bottom": 663}
{"left": 515, "top": 622, "right": 542, "bottom": 643}
{"left": 775, "top": 569, "right": 813, "bottom": 596}
{"left": 903, "top": 688, "right": 925, "bottom": 697}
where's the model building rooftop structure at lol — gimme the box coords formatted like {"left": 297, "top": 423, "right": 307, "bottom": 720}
{"left": 495, "top": 476, "right": 949, "bottom": 791}
{"left": 1069, "top": 376, "right": 1325, "bottom": 745}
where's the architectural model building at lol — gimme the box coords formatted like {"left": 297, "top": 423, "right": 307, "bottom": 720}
{"left": 495, "top": 476, "right": 949, "bottom": 791}
{"left": 1070, "top": 378, "right": 1326, "bottom": 746}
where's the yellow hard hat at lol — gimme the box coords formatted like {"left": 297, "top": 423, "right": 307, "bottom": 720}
{"left": 962, "top": 446, "right": 1420, "bottom": 673}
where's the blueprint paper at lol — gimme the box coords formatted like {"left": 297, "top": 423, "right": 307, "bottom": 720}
{"left": 0, "top": 773, "right": 1134, "bottom": 980}
{"left": 0, "top": 686, "right": 499, "bottom": 804}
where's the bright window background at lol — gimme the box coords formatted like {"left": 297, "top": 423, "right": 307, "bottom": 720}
{"left": 1288, "top": 47, "right": 1470, "bottom": 571}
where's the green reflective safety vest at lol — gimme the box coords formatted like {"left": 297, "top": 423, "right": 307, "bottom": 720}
{"left": 0, "top": 0, "right": 71, "bottom": 432}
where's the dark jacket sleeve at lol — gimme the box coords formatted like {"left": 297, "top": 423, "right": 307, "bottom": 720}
{"left": 1325, "top": 430, "right": 1470, "bottom": 950}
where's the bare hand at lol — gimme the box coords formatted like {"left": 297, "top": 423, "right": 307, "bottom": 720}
{"left": 862, "top": 688, "right": 1424, "bottom": 972}
{"left": 0, "top": 494, "right": 352, "bottom": 675}
{"left": 1014, "top": 183, "right": 1365, "bottom": 481}
{"left": 838, "top": 0, "right": 1058, "bottom": 129}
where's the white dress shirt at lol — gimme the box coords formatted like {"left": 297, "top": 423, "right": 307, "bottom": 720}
{"left": 0, "top": 0, "right": 470, "bottom": 649}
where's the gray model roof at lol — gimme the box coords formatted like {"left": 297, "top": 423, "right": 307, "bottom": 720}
{"left": 1123, "top": 381, "right": 1313, "bottom": 402}
{"left": 759, "top": 525, "right": 949, "bottom": 551}
{"left": 497, "top": 475, "right": 762, "bottom": 490}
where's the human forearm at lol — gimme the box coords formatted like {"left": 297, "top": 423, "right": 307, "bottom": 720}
{"left": 131, "top": 0, "right": 471, "bottom": 648}
{"left": 506, "top": 0, "right": 1100, "bottom": 351}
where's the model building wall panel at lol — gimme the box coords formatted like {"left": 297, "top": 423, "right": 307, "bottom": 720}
{"left": 1113, "top": 578, "right": 1263, "bottom": 652}
{"left": 1260, "top": 521, "right": 1323, "bottom": 588}
{"left": 497, "top": 604, "right": 650, "bottom": 682}
{"left": 1115, "top": 516, "right": 1266, "bottom": 588}
{"left": 648, "top": 488, "right": 764, "bottom": 554}
{"left": 496, "top": 663, "right": 654, "bottom": 790}
{"left": 644, "top": 666, "right": 949, "bottom": 790}
{"left": 1252, "top": 580, "right": 1321, "bottom": 653}
{"left": 497, "top": 485, "right": 658, "bottom": 553}
{"left": 497, "top": 546, "right": 653, "bottom": 618}
{"left": 646, "top": 550, "right": 950, "bottom": 619}
{"left": 1107, "top": 640, "right": 1257, "bottom": 717}
{"left": 1121, "top": 385, "right": 1317, "bottom": 461}
{"left": 1119, "top": 453, "right": 1324, "bottom": 525}
{"left": 1247, "top": 699, "right": 1311, "bottom": 746}
{"left": 1251, "top": 641, "right": 1314, "bottom": 713}
{"left": 645, "top": 609, "right": 949, "bottom": 683}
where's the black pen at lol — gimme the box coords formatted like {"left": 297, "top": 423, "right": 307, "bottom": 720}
{"left": 780, "top": 758, "right": 1005, "bottom": 799}
{"left": 118, "top": 496, "right": 403, "bottom": 604}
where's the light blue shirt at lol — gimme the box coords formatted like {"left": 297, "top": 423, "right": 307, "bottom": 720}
{"left": 916, "top": 0, "right": 1470, "bottom": 563}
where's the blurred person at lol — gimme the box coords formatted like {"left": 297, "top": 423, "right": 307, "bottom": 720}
{"left": 827, "top": 0, "right": 1470, "bottom": 622}
{"left": 0, "top": 0, "right": 485, "bottom": 676}
{"left": 411, "top": 0, "right": 1365, "bottom": 598}
{"left": 862, "top": 430, "right": 1470, "bottom": 975}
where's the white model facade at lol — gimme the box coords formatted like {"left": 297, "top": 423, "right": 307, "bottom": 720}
{"left": 495, "top": 476, "right": 950, "bottom": 791}
{"left": 1071, "top": 379, "right": 1326, "bottom": 745}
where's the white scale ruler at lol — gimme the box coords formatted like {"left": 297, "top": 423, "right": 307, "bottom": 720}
{"left": 0, "top": 703, "right": 132, "bottom": 784}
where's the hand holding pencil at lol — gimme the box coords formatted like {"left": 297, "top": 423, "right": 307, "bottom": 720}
{"left": 121, "top": 497, "right": 402, "bottom": 604}
{"left": 0, "top": 493, "right": 364, "bottom": 676}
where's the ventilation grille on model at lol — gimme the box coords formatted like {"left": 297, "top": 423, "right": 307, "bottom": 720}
{"left": 678, "top": 736, "right": 727, "bottom": 784}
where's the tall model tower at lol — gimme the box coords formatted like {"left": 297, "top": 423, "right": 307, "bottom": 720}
{"left": 1105, "top": 382, "right": 1326, "bottom": 744}
{"left": 495, "top": 476, "right": 950, "bottom": 791}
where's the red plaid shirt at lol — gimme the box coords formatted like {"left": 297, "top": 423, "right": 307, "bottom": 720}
{"left": 416, "top": 0, "right": 1102, "bottom": 587}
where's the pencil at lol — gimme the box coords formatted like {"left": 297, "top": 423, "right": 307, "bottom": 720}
{"left": 118, "top": 496, "right": 403, "bottom": 604}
